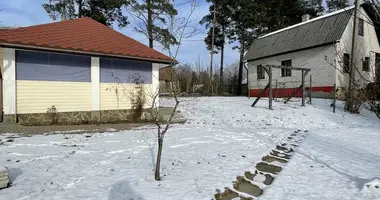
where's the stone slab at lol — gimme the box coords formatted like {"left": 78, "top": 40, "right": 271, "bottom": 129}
{"left": 0, "top": 167, "right": 9, "bottom": 189}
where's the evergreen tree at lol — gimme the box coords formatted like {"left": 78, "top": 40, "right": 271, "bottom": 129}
{"left": 199, "top": 0, "right": 233, "bottom": 91}
{"left": 227, "top": 0, "right": 260, "bottom": 95}
{"left": 199, "top": 0, "right": 325, "bottom": 95}
{"left": 256, "top": 0, "right": 324, "bottom": 33}
{"left": 43, "top": 0, "right": 129, "bottom": 27}
{"left": 326, "top": 0, "right": 350, "bottom": 13}
{"left": 304, "top": 0, "right": 325, "bottom": 16}
{"left": 129, "top": 0, "right": 178, "bottom": 49}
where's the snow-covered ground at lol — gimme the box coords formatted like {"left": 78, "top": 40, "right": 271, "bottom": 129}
{"left": 0, "top": 97, "right": 379, "bottom": 200}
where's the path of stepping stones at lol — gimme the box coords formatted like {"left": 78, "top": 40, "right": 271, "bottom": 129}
{"left": 215, "top": 129, "right": 308, "bottom": 200}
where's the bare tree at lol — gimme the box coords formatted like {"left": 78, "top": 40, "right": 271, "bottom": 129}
{"left": 147, "top": 0, "right": 200, "bottom": 181}
{"left": 325, "top": 42, "right": 380, "bottom": 118}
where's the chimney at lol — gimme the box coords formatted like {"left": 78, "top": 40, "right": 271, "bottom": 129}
{"left": 302, "top": 14, "right": 310, "bottom": 22}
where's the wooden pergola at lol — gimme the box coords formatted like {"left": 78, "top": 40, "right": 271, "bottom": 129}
{"left": 251, "top": 64, "right": 311, "bottom": 110}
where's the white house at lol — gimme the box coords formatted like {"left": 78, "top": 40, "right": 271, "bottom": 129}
{"left": 244, "top": 3, "right": 380, "bottom": 99}
{"left": 0, "top": 17, "right": 173, "bottom": 125}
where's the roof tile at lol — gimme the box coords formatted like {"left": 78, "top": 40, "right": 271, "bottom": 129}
{"left": 0, "top": 17, "right": 173, "bottom": 63}
{"left": 244, "top": 8, "right": 353, "bottom": 61}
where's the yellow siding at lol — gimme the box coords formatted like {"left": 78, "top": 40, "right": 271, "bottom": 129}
{"left": 17, "top": 80, "right": 92, "bottom": 114}
{"left": 100, "top": 83, "right": 153, "bottom": 110}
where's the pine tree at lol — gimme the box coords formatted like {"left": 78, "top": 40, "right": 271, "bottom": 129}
{"left": 326, "top": 0, "right": 350, "bottom": 13}
{"left": 129, "top": 0, "right": 178, "bottom": 49}
{"left": 304, "top": 0, "right": 325, "bottom": 16}
{"left": 42, "top": 0, "right": 129, "bottom": 27}
{"left": 199, "top": 0, "right": 233, "bottom": 92}
{"left": 199, "top": 0, "right": 325, "bottom": 95}
{"left": 257, "top": 0, "right": 324, "bottom": 33}
{"left": 227, "top": 0, "right": 260, "bottom": 95}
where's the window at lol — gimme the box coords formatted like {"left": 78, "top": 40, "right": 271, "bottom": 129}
{"left": 363, "top": 57, "right": 370, "bottom": 72}
{"left": 257, "top": 65, "right": 265, "bottom": 79}
{"left": 343, "top": 53, "right": 350, "bottom": 73}
{"left": 16, "top": 50, "right": 91, "bottom": 82}
{"left": 281, "top": 60, "right": 292, "bottom": 77}
{"left": 359, "top": 18, "right": 364, "bottom": 36}
{"left": 376, "top": 54, "right": 380, "bottom": 83}
{"left": 100, "top": 58, "right": 152, "bottom": 83}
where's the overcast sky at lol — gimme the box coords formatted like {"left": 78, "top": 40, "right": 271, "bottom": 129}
{"left": 0, "top": 0, "right": 347, "bottom": 68}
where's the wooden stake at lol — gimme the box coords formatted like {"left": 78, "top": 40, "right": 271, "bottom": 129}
{"left": 309, "top": 75, "right": 312, "bottom": 104}
{"left": 302, "top": 70, "right": 306, "bottom": 106}
{"left": 269, "top": 66, "right": 273, "bottom": 110}
{"left": 333, "top": 84, "right": 337, "bottom": 113}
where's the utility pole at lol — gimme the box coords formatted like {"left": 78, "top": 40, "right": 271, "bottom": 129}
{"left": 347, "top": 0, "right": 360, "bottom": 112}
{"left": 208, "top": 1, "right": 216, "bottom": 96}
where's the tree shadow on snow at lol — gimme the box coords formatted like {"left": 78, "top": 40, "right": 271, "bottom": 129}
{"left": 298, "top": 150, "right": 372, "bottom": 190}
{"left": 8, "top": 168, "right": 22, "bottom": 183}
{"left": 108, "top": 180, "right": 145, "bottom": 200}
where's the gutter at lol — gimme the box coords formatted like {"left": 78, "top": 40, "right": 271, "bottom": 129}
{"left": 0, "top": 42, "right": 176, "bottom": 65}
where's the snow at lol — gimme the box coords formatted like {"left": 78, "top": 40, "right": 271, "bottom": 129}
{"left": 0, "top": 97, "right": 379, "bottom": 200}
{"left": 362, "top": 178, "right": 380, "bottom": 199}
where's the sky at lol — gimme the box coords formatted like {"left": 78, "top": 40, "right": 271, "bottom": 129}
{"left": 0, "top": 0, "right": 238, "bottom": 69}
{"left": 0, "top": 0, "right": 348, "bottom": 68}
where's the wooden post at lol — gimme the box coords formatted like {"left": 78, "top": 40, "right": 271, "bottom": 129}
{"left": 251, "top": 83, "right": 270, "bottom": 107}
{"left": 301, "top": 70, "right": 306, "bottom": 106}
{"left": 309, "top": 75, "right": 312, "bottom": 104}
{"left": 275, "top": 79, "right": 278, "bottom": 102}
{"left": 285, "top": 70, "right": 309, "bottom": 104}
{"left": 268, "top": 66, "right": 273, "bottom": 110}
{"left": 333, "top": 84, "right": 337, "bottom": 113}
{"left": 347, "top": 0, "right": 359, "bottom": 111}
{"left": 248, "top": 65, "right": 251, "bottom": 99}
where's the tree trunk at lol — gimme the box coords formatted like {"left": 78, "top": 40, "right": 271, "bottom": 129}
{"left": 155, "top": 134, "right": 163, "bottom": 181}
{"left": 147, "top": 0, "right": 154, "bottom": 48}
{"left": 77, "top": 0, "right": 83, "bottom": 18}
{"left": 237, "top": 43, "right": 244, "bottom": 96}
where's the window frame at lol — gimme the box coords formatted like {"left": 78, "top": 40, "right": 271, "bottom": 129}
{"left": 358, "top": 18, "right": 364, "bottom": 36}
{"left": 281, "top": 59, "right": 292, "bottom": 77}
{"left": 362, "top": 56, "right": 370, "bottom": 72}
{"left": 257, "top": 65, "right": 265, "bottom": 79}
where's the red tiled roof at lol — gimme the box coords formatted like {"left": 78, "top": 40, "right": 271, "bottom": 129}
{"left": 0, "top": 17, "right": 173, "bottom": 63}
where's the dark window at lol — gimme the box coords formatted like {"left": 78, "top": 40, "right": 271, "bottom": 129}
{"left": 16, "top": 50, "right": 91, "bottom": 82}
{"left": 359, "top": 18, "right": 364, "bottom": 36}
{"left": 362, "top": 57, "right": 370, "bottom": 71}
{"left": 257, "top": 65, "right": 265, "bottom": 79}
{"left": 100, "top": 58, "right": 152, "bottom": 83}
{"left": 281, "top": 60, "right": 292, "bottom": 77}
{"left": 376, "top": 53, "right": 380, "bottom": 84}
{"left": 343, "top": 53, "right": 350, "bottom": 73}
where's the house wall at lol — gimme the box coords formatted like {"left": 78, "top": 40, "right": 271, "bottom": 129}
{"left": 247, "top": 44, "right": 337, "bottom": 98}
{"left": 98, "top": 57, "right": 159, "bottom": 111}
{"left": 336, "top": 6, "right": 380, "bottom": 90}
{"left": 15, "top": 50, "right": 92, "bottom": 114}
{"left": 2, "top": 48, "right": 16, "bottom": 122}
{"left": 17, "top": 81, "right": 92, "bottom": 114}
{"left": 100, "top": 83, "right": 153, "bottom": 110}
{"left": 1, "top": 48, "right": 163, "bottom": 125}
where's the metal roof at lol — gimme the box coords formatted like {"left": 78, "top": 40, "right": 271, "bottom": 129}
{"left": 244, "top": 7, "right": 354, "bottom": 62}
